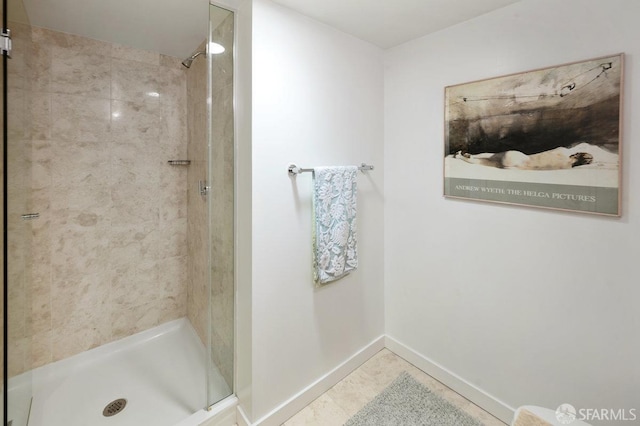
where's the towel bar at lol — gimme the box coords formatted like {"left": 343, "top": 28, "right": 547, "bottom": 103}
{"left": 288, "top": 163, "right": 374, "bottom": 176}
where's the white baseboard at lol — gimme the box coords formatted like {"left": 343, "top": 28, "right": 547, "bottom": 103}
{"left": 243, "top": 335, "right": 386, "bottom": 426}
{"left": 385, "top": 335, "right": 515, "bottom": 424}
{"left": 236, "top": 405, "right": 251, "bottom": 426}
{"left": 237, "top": 334, "right": 514, "bottom": 425}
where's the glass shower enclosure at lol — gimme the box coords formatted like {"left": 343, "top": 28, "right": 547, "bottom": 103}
{"left": 3, "top": 0, "right": 36, "bottom": 423}
{"left": 206, "top": 3, "right": 235, "bottom": 408}
{"left": 1, "top": 0, "right": 235, "bottom": 424}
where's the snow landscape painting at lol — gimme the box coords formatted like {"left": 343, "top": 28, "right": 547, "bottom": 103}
{"left": 444, "top": 54, "right": 623, "bottom": 216}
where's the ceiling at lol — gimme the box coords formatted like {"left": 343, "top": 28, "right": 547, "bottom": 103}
{"left": 270, "top": 0, "right": 522, "bottom": 49}
{"left": 13, "top": 0, "right": 522, "bottom": 58}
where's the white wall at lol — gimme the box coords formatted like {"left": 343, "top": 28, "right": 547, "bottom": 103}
{"left": 233, "top": 0, "right": 254, "bottom": 420}
{"left": 385, "top": 0, "right": 640, "bottom": 419}
{"left": 250, "top": 0, "right": 385, "bottom": 421}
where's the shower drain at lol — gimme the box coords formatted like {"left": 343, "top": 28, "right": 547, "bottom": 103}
{"left": 103, "top": 398, "right": 127, "bottom": 417}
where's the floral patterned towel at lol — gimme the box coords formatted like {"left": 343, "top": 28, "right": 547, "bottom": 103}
{"left": 313, "top": 166, "right": 358, "bottom": 285}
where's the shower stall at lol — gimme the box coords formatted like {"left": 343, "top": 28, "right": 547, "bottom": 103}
{"left": 1, "top": 0, "right": 236, "bottom": 424}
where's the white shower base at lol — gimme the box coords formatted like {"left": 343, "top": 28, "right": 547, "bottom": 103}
{"left": 8, "top": 318, "right": 231, "bottom": 426}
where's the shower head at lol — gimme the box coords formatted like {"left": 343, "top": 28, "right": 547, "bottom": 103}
{"left": 182, "top": 42, "right": 226, "bottom": 68}
{"left": 181, "top": 50, "right": 206, "bottom": 68}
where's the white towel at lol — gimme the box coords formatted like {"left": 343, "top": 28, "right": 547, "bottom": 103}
{"left": 312, "top": 166, "right": 358, "bottom": 285}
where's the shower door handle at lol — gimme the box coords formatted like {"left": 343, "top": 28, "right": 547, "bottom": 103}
{"left": 21, "top": 213, "right": 40, "bottom": 220}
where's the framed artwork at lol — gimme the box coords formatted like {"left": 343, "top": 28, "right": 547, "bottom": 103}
{"left": 444, "top": 54, "right": 623, "bottom": 216}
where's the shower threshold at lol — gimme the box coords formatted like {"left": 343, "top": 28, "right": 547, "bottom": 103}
{"left": 8, "top": 318, "right": 230, "bottom": 426}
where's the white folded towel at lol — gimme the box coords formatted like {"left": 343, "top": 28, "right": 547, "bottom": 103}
{"left": 312, "top": 166, "right": 358, "bottom": 285}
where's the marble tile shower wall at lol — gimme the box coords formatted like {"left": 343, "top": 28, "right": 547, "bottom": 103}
{"left": 186, "top": 39, "right": 209, "bottom": 354}
{"left": 26, "top": 27, "right": 189, "bottom": 371}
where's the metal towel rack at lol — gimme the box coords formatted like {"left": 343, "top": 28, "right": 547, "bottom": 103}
{"left": 288, "top": 163, "right": 374, "bottom": 176}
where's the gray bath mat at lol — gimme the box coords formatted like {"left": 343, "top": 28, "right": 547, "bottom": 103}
{"left": 344, "top": 371, "right": 485, "bottom": 426}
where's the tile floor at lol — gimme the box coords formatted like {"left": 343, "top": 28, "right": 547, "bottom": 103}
{"left": 283, "top": 349, "right": 508, "bottom": 425}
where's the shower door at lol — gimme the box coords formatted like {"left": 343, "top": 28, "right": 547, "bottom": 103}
{"left": 1, "top": 0, "right": 4, "bottom": 421}
{"left": 206, "top": 2, "right": 235, "bottom": 408}
{"left": 3, "top": 0, "right": 35, "bottom": 424}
